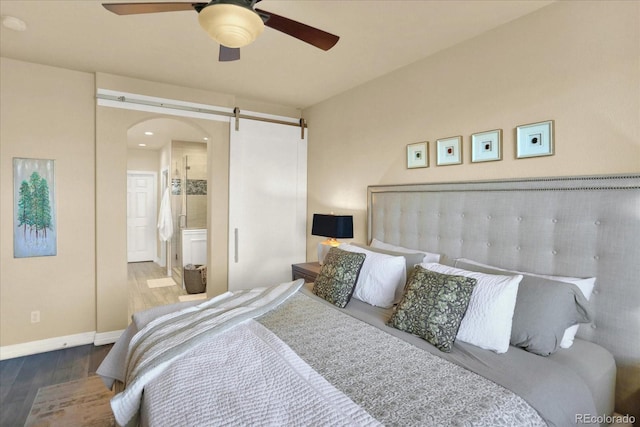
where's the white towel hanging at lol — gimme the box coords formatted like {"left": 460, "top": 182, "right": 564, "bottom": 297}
{"left": 158, "top": 187, "right": 173, "bottom": 242}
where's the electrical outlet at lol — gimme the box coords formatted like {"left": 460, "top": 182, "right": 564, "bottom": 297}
{"left": 30, "top": 311, "right": 40, "bottom": 323}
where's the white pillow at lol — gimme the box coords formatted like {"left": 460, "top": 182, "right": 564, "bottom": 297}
{"left": 420, "top": 262, "right": 522, "bottom": 353}
{"left": 454, "top": 258, "right": 596, "bottom": 348}
{"left": 340, "top": 243, "right": 406, "bottom": 308}
{"left": 370, "top": 238, "right": 441, "bottom": 263}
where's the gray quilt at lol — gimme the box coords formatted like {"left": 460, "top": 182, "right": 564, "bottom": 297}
{"left": 258, "top": 292, "right": 545, "bottom": 427}
{"left": 283, "top": 287, "right": 601, "bottom": 427}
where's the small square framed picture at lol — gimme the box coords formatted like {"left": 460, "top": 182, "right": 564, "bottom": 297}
{"left": 471, "top": 129, "right": 502, "bottom": 163}
{"left": 516, "top": 120, "right": 554, "bottom": 158}
{"left": 436, "top": 136, "right": 462, "bottom": 166}
{"left": 407, "top": 142, "right": 428, "bottom": 169}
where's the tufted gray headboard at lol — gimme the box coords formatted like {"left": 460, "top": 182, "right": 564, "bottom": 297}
{"left": 367, "top": 174, "right": 640, "bottom": 418}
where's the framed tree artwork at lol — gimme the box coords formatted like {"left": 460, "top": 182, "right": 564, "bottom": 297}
{"left": 13, "top": 158, "right": 57, "bottom": 258}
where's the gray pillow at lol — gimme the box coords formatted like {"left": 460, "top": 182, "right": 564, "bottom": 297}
{"left": 352, "top": 243, "right": 424, "bottom": 277}
{"left": 454, "top": 259, "right": 593, "bottom": 356}
{"left": 387, "top": 265, "right": 476, "bottom": 352}
{"left": 312, "top": 247, "right": 366, "bottom": 308}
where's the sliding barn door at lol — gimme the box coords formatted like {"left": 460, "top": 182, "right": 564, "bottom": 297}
{"left": 228, "top": 118, "right": 307, "bottom": 290}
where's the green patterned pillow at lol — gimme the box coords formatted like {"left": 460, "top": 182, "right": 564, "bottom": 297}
{"left": 312, "top": 247, "right": 366, "bottom": 308}
{"left": 387, "top": 265, "right": 476, "bottom": 352}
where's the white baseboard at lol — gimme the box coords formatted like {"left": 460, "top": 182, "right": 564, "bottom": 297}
{"left": 0, "top": 331, "right": 96, "bottom": 361}
{"left": 94, "top": 329, "right": 124, "bottom": 346}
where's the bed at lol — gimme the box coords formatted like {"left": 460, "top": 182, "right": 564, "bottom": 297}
{"left": 98, "top": 173, "right": 640, "bottom": 426}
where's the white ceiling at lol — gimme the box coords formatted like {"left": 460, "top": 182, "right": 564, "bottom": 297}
{"left": 1, "top": 0, "right": 554, "bottom": 111}
{"left": 2, "top": 0, "right": 553, "bottom": 150}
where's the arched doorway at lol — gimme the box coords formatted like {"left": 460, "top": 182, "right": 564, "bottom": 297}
{"left": 95, "top": 93, "right": 231, "bottom": 340}
{"left": 126, "top": 117, "right": 211, "bottom": 315}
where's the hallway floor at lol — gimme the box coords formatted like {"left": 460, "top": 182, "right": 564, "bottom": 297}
{"left": 128, "top": 261, "right": 187, "bottom": 318}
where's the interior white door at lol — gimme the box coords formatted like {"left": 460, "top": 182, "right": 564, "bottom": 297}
{"left": 228, "top": 118, "right": 307, "bottom": 290}
{"left": 127, "top": 172, "right": 157, "bottom": 262}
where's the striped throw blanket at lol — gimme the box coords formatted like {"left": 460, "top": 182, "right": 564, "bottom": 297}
{"left": 111, "top": 279, "right": 304, "bottom": 426}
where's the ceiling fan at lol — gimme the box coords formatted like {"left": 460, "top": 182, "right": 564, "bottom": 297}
{"left": 102, "top": 0, "right": 340, "bottom": 62}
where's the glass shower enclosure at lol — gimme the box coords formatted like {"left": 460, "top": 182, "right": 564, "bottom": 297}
{"left": 170, "top": 142, "right": 207, "bottom": 286}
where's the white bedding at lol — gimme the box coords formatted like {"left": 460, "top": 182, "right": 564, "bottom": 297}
{"left": 142, "top": 320, "right": 379, "bottom": 426}
{"left": 110, "top": 280, "right": 305, "bottom": 426}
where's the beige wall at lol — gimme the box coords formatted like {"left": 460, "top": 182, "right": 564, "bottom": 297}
{"left": 127, "top": 148, "right": 160, "bottom": 172}
{"left": 95, "top": 105, "right": 129, "bottom": 334}
{"left": 303, "top": 0, "right": 640, "bottom": 260}
{"left": 0, "top": 58, "right": 96, "bottom": 345}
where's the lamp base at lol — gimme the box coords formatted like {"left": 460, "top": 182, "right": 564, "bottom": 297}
{"left": 317, "top": 239, "right": 340, "bottom": 265}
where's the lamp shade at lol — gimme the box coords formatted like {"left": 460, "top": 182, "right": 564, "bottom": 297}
{"left": 198, "top": 2, "right": 264, "bottom": 48}
{"left": 312, "top": 214, "right": 353, "bottom": 239}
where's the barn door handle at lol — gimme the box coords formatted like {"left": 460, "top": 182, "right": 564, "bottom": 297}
{"left": 234, "top": 228, "right": 239, "bottom": 263}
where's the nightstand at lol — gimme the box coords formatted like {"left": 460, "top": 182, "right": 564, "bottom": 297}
{"left": 292, "top": 262, "right": 322, "bottom": 283}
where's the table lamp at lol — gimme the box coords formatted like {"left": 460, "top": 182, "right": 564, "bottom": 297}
{"left": 312, "top": 214, "right": 353, "bottom": 264}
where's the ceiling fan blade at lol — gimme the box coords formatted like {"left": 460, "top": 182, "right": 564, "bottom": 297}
{"left": 255, "top": 8, "right": 339, "bottom": 51}
{"left": 102, "top": 2, "right": 204, "bottom": 15}
{"left": 219, "top": 45, "right": 240, "bottom": 62}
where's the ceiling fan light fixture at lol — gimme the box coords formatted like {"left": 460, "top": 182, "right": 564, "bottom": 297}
{"left": 198, "top": 3, "right": 264, "bottom": 49}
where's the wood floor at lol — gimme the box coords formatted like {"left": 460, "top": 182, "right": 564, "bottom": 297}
{"left": 0, "top": 261, "right": 187, "bottom": 426}
{"left": 128, "top": 261, "right": 188, "bottom": 318}
{"left": 0, "top": 343, "right": 113, "bottom": 426}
